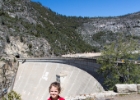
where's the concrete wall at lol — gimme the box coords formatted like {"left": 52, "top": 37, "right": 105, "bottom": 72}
{"left": 13, "top": 58, "right": 104, "bottom": 100}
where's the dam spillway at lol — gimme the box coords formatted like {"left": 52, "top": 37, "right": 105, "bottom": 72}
{"left": 13, "top": 58, "right": 104, "bottom": 100}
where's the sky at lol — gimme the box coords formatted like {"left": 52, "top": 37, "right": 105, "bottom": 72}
{"left": 31, "top": 0, "right": 140, "bottom": 17}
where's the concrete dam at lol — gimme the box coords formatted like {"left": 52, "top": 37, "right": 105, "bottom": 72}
{"left": 13, "top": 58, "right": 104, "bottom": 100}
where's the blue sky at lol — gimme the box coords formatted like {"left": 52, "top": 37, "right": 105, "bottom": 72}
{"left": 31, "top": 0, "right": 140, "bottom": 17}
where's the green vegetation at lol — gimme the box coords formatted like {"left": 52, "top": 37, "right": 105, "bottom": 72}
{"left": 6, "top": 35, "right": 10, "bottom": 43}
{"left": 97, "top": 34, "right": 140, "bottom": 90}
{"left": 28, "top": 44, "right": 32, "bottom": 49}
{"left": 85, "top": 97, "right": 94, "bottom": 100}
{"left": 20, "top": 35, "right": 24, "bottom": 42}
{"left": 0, "top": 10, "right": 5, "bottom": 16}
{"left": 1, "top": 1, "right": 96, "bottom": 56}
{"left": 2, "top": 91, "right": 21, "bottom": 100}
{"left": 30, "top": 2, "right": 94, "bottom": 55}
{"left": 92, "top": 31, "right": 118, "bottom": 44}
{"left": 2, "top": 0, "right": 140, "bottom": 56}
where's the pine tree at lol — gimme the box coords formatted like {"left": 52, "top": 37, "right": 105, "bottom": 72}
{"left": 97, "top": 34, "right": 140, "bottom": 89}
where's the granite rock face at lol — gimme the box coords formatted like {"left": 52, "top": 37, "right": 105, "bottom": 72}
{"left": 0, "top": 0, "right": 51, "bottom": 58}
{"left": 4, "top": 36, "right": 51, "bottom": 58}
{"left": 77, "top": 13, "right": 140, "bottom": 47}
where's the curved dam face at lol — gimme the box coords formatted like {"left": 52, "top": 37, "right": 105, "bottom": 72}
{"left": 13, "top": 59, "right": 104, "bottom": 100}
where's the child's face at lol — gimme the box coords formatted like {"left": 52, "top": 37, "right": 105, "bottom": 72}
{"left": 49, "top": 86, "right": 59, "bottom": 99}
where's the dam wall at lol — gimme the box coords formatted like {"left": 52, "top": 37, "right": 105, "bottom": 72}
{"left": 13, "top": 58, "right": 104, "bottom": 100}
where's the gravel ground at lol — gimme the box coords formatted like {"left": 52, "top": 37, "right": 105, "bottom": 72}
{"left": 105, "top": 93, "right": 140, "bottom": 100}
{"left": 113, "top": 93, "right": 140, "bottom": 100}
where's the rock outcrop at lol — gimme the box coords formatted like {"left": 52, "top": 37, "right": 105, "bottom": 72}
{"left": 4, "top": 36, "right": 51, "bottom": 58}
{"left": 77, "top": 13, "right": 140, "bottom": 47}
{"left": 0, "top": 58, "right": 19, "bottom": 97}
{"left": 0, "top": 0, "right": 52, "bottom": 58}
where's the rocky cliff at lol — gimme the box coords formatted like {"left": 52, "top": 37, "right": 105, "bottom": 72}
{"left": 77, "top": 13, "right": 140, "bottom": 48}
{"left": 0, "top": 0, "right": 52, "bottom": 58}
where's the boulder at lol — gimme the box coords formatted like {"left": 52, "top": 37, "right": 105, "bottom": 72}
{"left": 137, "top": 84, "right": 140, "bottom": 93}
{"left": 114, "top": 84, "right": 137, "bottom": 93}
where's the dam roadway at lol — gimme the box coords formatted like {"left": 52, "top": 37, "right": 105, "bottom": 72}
{"left": 13, "top": 57, "right": 104, "bottom": 100}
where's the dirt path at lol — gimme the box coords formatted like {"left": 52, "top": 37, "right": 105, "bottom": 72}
{"left": 113, "top": 93, "right": 140, "bottom": 100}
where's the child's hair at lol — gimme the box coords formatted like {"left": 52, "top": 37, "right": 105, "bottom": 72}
{"left": 49, "top": 82, "right": 61, "bottom": 93}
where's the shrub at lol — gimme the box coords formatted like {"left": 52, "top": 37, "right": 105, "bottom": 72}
{"left": 2, "top": 91, "right": 22, "bottom": 100}
{"left": 6, "top": 36, "right": 10, "bottom": 43}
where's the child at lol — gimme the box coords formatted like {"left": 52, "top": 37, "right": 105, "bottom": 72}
{"left": 48, "top": 82, "right": 65, "bottom": 100}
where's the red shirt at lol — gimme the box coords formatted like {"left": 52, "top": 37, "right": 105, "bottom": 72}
{"left": 48, "top": 96, "right": 65, "bottom": 100}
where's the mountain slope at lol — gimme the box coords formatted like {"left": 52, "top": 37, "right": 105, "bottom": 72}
{"left": 0, "top": 0, "right": 140, "bottom": 58}
{"left": 0, "top": 0, "right": 94, "bottom": 58}
{"left": 78, "top": 12, "right": 140, "bottom": 49}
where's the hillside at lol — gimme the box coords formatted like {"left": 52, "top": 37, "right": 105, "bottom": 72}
{"left": 0, "top": 0, "right": 140, "bottom": 58}
{"left": 78, "top": 13, "right": 140, "bottom": 49}
{"left": 0, "top": 0, "right": 95, "bottom": 58}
